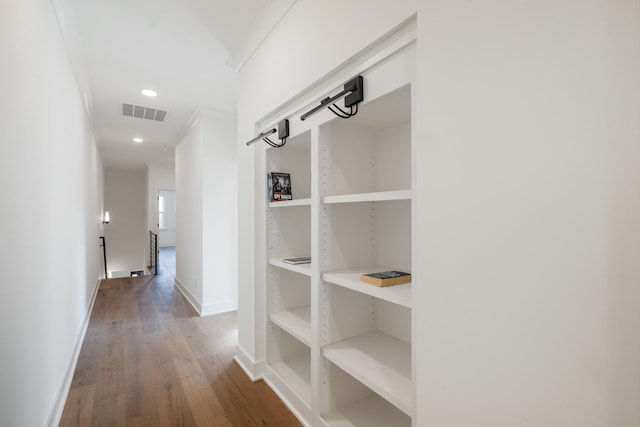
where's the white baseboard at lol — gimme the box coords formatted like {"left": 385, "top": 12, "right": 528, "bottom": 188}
{"left": 234, "top": 344, "right": 264, "bottom": 381}
{"left": 263, "top": 373, "right": 315, "bottom": 427}
{"left": 47, "top": 278, "right": 101, "bottom": 427}
{"left": 201, "top": 300, "right": 237, "bottom": 317}
{"left": 235, "top": 347, "right": 313, "bottom": 426}
{"left": 174, "top": 276, "right": 203, "bottom": 315}
{"left": 174, "top": 277, "right": 237, "bottom": 317}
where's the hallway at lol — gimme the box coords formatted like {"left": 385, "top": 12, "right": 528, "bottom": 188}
{"left": 159, "top": 246, "right": 176, "bottom": 278}
{"left": 59, "top": 268, "right": 300, "bottom": 426}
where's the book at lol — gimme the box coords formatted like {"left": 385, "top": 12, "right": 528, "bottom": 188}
{"left": 268, "top": 172, "right": 292, "bottom": 202}
{"left": 283, "top": 257, "right": 311, "bottom": 265}
{"left": 360, "top": 270, "right": 411, "bottom": 287}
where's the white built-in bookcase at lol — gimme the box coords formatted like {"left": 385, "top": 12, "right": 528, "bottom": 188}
{"left": 261, "top": 34, "right": 415, "bottom": 427}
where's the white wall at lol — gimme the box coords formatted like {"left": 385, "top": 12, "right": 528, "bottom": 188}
{"left": 105, "top": 170, "right": 147, "bottom": 276}
{"left": 176, "top": 121, "right": 204, "bottom": 306}
{"left": 0, "top": 1, "right": 105, "bottom": 426}
{"left": 237, "top": 0, "right": 640, "bottom": 425}
{"left": 236, "top": 0, "right": 417, "bottom": 369}
{"left": 175, "top": 111, "right": 238, "bottom": 315}
{"left": 414, "top": 1, "right": 639, "bottom": 425}
{"left": 606, "top": 2, "right": 640, "bottom": 422}
{"left": 202, "top": 112, "right": 238, "bottom": 314}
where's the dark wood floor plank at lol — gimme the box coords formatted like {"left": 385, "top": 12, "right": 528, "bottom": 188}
{"left": 180, "top": 374, "right": 232, "bottom": 427}
{"left": 69, "top": 360, "right": 101, "bottom": 390}
{"left": 152, "top": 360, "right": 198, "bottom": 427}
{"left": 200, "top": 354, "right": 302, "bottom": 427}
{"left": 123, "top": 356, "right": 159, "bottom": 425}
{"left": 94, "top": 358, "right": 124, "bottom": 401}
{"left": 91, "top": 394, "right": 125, "bottom": 427}
{"left": 59, "top": 384, "right": 96, "bottom": 427}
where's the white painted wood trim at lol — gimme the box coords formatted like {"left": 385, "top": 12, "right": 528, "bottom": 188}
{"left": 174, "top": 276, "right": 203, "bottom": 316}
{"left": 227, "top": 0, "right": 298, "bottom": 72}
{"left": 270, "top": 306, "right": 312, "bottom": 347}
{"left": 269, "top": 258, "right": 312, "bottom": 276}
{"left": 322, "top": 190, "right": 412, "bottom": 205}
{"left": 255, "top": 16, "right": 417, "bottom": 129}
{"left": 234, "top": 344, "right": 265, "bottom": 381}
{"left": 322, "top": 266, "right": 412, "bottom": 308}
{"left": 263, "top": 366, "right": 320, "bottom": 427}
{"left": 269, "top": 198, "right": 312, "bottom": 208}
{"left": 322, "top": 393, "right": 410, "bottom": 426}
{"left": 200, "top": 300, "right": 238, "bottom": 317}
{"left": 47, "top": 278, "right": 101, "bottom": 427}
{"left": 322, "top": 331, "right": 412, "bottom": 416}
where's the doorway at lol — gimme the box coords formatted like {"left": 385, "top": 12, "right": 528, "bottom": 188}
{"left": 158, "top": 190, "right": 176, "bottom": 247}
{"left": 158, "top": 189, "right": 176, "bottom": 277}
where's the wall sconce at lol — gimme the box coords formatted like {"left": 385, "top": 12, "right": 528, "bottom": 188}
{"left": 300, "top": 75, "right": 364, "bottom": 121}
{"left": 102, "top": 211, "right": 110, "bottom": 224}
{"left": 245, "top": 119, "right": 289, "bottom": 148}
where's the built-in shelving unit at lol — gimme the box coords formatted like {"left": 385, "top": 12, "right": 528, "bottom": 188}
{"left": 260, "top": 40, "right": 415, "bottom": 426}
{"left": 265, "top": 129, "right": 313, "bottom": 410}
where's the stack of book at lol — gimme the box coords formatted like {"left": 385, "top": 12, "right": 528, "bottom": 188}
{"left": 360, "top": 270, "right": 411, "bottom": 287}
{"left": 283, "top": 257, "right": 311, "bottom": 265}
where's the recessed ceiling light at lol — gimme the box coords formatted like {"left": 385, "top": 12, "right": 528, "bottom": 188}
{"left": 141, "top": 89, "right": 157, "bottom": 97}
{"left": 132, "top": 137, "right": 143, "bottom": 143}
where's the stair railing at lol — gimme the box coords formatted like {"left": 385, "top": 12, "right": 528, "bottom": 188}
{"left": 149, "top": 230, "right": 158, "bottom": 276}
{"left": 99, "top": 236, "right": 108, "bottom": 279}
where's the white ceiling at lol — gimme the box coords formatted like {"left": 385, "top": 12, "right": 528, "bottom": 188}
{"left": 56, "top": 0, "right": 270, "bottom": 170}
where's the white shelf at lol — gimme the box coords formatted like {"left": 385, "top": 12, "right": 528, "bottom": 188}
{"left": 269, "top": 258, "right": 312, "bottom": 276}
{"left": 270, "top": 306, "right": 312, "bottom": 347}
{"left": 322, "top": 190, "right": 411, "bottom": 205}
{"left": 322, "top": 331, "right": 412, "bottom": 416}
{"left": 323, "top": 393, "right": 410, "bottom": 427}
{"left": 269, "top": 198, "right": 312, "bottom": 208}
{"left": 269, "top": 356, "right": 311, "bottom": 406}
{"left": 322, "top": 266, "right": 411, "bottom": 308}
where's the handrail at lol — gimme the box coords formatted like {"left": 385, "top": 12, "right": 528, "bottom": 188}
{"left": 149, "top": 230, "right": 158, "bottom": 276}
{"left": 99, "top": 236, "right": 108, "bottom": 279}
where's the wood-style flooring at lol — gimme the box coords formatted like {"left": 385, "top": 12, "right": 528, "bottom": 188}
{"left": 60, "top": 267, "right": 301, "bottom": 426}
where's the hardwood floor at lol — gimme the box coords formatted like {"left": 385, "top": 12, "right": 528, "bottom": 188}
{"left": 60, "top": 269, "right": 301, "bottom": 426}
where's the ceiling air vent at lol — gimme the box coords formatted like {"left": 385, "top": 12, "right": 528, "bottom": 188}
{"left": 122, "top": 102, "right": 167, "bottom": 122}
